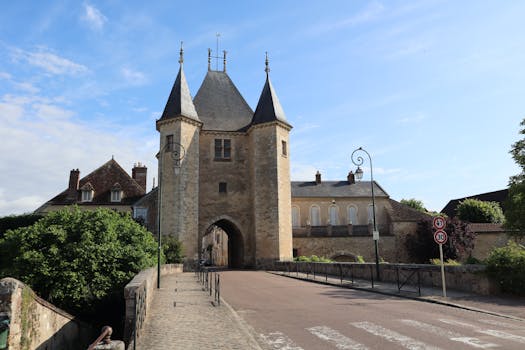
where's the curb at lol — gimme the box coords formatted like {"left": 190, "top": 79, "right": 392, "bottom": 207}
{"left": 268, "top": 271, "right": 525, "bottom": 323}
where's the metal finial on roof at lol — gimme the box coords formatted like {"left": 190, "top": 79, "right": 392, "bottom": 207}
{"left": 223, "top": 50, "right": 227, "bottom": 72}
{"left": 265, "top": 51, "right": 270, "bottom": 75}
{"left": 179, "top": 41, "right": 184, "bottom": 65}
{"left": 208, "top": 48, "right": 211, "bottom": 71}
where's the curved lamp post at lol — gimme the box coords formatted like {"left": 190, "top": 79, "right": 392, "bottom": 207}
{"left": 157, "top": 141, "right": 186, "bottom": 289}
{"left": 351, "top": 147, "right": 380, "bottom": 281}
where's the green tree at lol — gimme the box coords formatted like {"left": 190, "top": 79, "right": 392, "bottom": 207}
{"left": 486, "top": 242, "right": 525, "bottom": 295}
{"left": 506, "top": 118, "right": 525, "bottom": 238}
{"left": 404, "top": 218, "right": 475, "bottom": 263}
{"left": 0, "top": 213, "right": 43, "bottom": 239}
{"left": 162, "top": 235, "right": 184, "bottom": 263}
{"left": 0, "top": 206, "right": 159, "bottom": 318}
{"left": 400, "top": 198, "right": 427, "bottom": 212}
{"left": 456, "top": 198, "right": 504, "bottom": 223}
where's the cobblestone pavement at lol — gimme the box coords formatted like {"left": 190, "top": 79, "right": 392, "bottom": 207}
{"left": 136, "top": 273, "right": 262, "bottom": 349}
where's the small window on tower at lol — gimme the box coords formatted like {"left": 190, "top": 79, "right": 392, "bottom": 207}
{"left": 282, "top": 140, "right": 287, "bottom": 156}
{"left": 219, "top": 182, "right": 227, "bottom": 193}
{"left": 166, "top": 135, "right": 174, "bottom": 152}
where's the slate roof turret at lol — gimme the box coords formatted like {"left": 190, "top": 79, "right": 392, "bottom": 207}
{"left": 159, "top": 45, "right": 199, "bottom": 122}
{"left": 251, "top": 54, "right": 290, "bottom": 128}
{"left": 193, "top": 70, "right": 253, "bottom": 131}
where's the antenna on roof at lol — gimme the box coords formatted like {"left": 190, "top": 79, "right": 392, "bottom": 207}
{"left": 208, "top": 48, "right": 211, "bottom": 71}
{"left": 223, "top": 50, "right": 227, "bottom": 72}
{"left": 216, "top": 33, "right": 221, "bottom": 70}
{"left": 179, "top": 41, "right": 184, "bottom": 65}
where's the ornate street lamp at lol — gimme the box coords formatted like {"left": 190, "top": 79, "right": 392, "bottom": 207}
{"left": 351, "top": 147, "right": 380, "bottom": 281}
{"left": 157, "top": 141, "right": 186, "bottom": 289}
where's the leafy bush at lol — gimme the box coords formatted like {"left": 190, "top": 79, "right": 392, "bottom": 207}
{"left": 456, "top": 198, "right": 504, "bottom": 223}
{"left": 400, "top": 198, "right": 426, "bottom": 212}
{"left": 430, "top": 258, "right": 461, "bottom": 266}
{"left": 465, "top": 256, "right": 483, "bottom": 265}
{"left": 0, "top": 213, "right": 43, "bottom": 239}
{"left": 0, "top": 206, "right": 159, "bottom": 321}
{"left": 294, "top": 255, "right": 333, "bottom": 262}
{"left": 162, "top": 235, "right": 184, "bottom": 263}
{"left": 486, "top": 242, "right": 525, "bottom": 295}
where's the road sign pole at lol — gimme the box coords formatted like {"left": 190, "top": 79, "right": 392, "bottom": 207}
{"left": 439, "top": 243, "right": 447, "bottom": 298}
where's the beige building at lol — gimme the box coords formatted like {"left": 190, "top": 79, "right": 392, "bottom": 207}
{"left": 154, "top": 49, "right": 292, "bottom": 268}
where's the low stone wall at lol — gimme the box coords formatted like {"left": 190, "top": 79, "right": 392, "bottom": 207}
{"left": 123, "top": 264, "right": 183, "bottom": 345}
{"left": 274, "top": 261, "right": 499, "bottom": 296}
{"left": 0, "top": 277, "right": 94, "bottom": 350}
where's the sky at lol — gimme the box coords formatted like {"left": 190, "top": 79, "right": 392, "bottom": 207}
{"left": 1, "top": 0, "right": 524, "bottom": 216}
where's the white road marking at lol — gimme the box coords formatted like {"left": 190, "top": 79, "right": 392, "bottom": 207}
{"left": 351, "top": 321, "right": 442, "bottom": 350}
{"left": 478, "top": 319, "right": 525, "bottom": 330}
{"left": 439, "top": 319, "right": 525, "bottom": 344}
{"left": 400, "top": 319, "right": 499, "bottom": 348}
{"left": 259, "top": 331, "right": 304, "bottom": 350}
{"left": 307, "top": 326, "right": 368, "bottom": 350}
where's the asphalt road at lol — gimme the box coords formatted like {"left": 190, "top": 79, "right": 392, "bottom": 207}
{"left": 220, "top": 271, "right": 525, "bottom": 350}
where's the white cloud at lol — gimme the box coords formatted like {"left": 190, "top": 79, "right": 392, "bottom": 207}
{"left": 397, "top": 113, "right": 426, "bottom": 124}
{"left": 82, "top": 3, "right": 107, "bottom": 31}
{"left": 0, "top": 93, "right": 157, "bottom": 216}
{"left": 0, "top": 72, "right": 12, "bottom": 80}
{"left": 309, "top": 2, "right": 385, "bottom": 34}
{"left": 11, "top": 47, "right": 88, "bottom": 75}
{"left": 121, "top": 67, "right": 148, "bottom": 85}
{"left": 13, "top": 82, "right": 40, "bottom": 94}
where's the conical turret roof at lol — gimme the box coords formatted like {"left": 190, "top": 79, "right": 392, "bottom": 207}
{"left": 160, "top": 65, "right": 199, "bottom": 121}
{"left": 251, "top": 73, "right": 289, "bottom": 126}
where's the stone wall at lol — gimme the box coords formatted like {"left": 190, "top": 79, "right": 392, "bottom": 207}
{"left": 123, "top": 264, "right": 183, "bottom": 345}
{"left": 274, "top": 262, "right": 499, "bottom": 295}
{"left": 0, "top": 277, "right": 93, "bottom": 350}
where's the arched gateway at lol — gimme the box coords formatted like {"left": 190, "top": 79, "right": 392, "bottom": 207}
{"left": 156, "top": 47, "right": 293, "bottom": 268}
{"left": 201, "top": 218, "right": 244, "bottom": 268}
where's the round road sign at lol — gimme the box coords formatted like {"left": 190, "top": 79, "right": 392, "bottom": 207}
{"left": 434, "top": 230, "right": 448, "bottom": 245}
{"left": 433, "top": 216, "right": 446, "bottom": 230}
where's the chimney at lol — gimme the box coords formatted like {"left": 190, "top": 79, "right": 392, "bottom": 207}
{"left": 347, "top": 171, "right": 355, "bottom": 185}
{"left": 315, "top": 171, "right": 321, "bottom": 184}
{"left": 67, "top": 169, "right": 80, "bottom": 199}
{"left": 132, "top": 162, "right": 147, "bottom": 193}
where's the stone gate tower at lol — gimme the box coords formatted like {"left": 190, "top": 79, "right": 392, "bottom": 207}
{"left": 157, "top": 48, "right": 292, "bottom": 268}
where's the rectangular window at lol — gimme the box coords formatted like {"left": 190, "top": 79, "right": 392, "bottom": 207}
{"left": 111, "top": 190, "right": 122, "bottom": 202}
{"left": 282, "top": 140, "right": 287, "bottom": 156}
{"left": 219, "top": 182, "right": 227, "bottom": 193}
{"left": 214, "top": 139, "right": 232, "bottom": 160}
{"left": 166, "top": 135, "right": 173, "bottom": 151}
{"left": 82, "top": 190, "right": 93, "bottom": 202}
{"left": 134, "top": 208, "right": 148, "bottom": 224}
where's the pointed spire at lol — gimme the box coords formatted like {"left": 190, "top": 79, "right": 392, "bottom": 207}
{"left": 159, "top": 43, "right": 199, "bottom": 122}
{"left": 223, "top": 50, "right": 227, "bottom": 72}
{"left": 251, "top": 52, "right": 290, "bottom": 127}
{"left": 208, "top": 48, "right": 211, "bottom": 71}
{"left": 179, "top": 41, "right": 184, "bottom": 65}
{"left": 265, "top": 51, "right": 270, "bottom": 75}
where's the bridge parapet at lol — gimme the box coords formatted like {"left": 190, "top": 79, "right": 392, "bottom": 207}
{"left": 0, "top": 277, "right": 94, "bottom": 350}
{"left": 123, "top": 264, "right": 182, "bottom": 348}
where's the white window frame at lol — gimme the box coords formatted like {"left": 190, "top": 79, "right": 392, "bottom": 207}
{"left": 329, "top": 205, "right": 339, "bottom": 225}
{"left": 133, "top": 207, "right": 148, "bottom": 224}
{"left": 81, "top": 190, "right": 93, "bottom": 202}
{"left": 310, "top": 205, "right": 321, "bottom": 226}
{"left": 111, "top": 190, "right": 122, "bottom": 202}
{"left": 348, "top": 205, "right": 358, "bottom": 225}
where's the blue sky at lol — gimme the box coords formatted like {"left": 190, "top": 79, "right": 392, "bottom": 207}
{"left": 0, "top": 0, "right": 524, "bottom": 216}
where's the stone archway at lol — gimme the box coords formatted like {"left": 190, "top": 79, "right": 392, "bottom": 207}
{"left": 202, "top": 218, "right": 244, "bottom": 268}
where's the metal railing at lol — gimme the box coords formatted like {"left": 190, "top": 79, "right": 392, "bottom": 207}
{"left": 196, "top": 266, "right": 221, "bottom": 306}
{"left": 278, "top": 262, "right": 424, "bottom": 295}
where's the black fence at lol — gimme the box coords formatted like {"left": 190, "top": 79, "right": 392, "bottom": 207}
{"left": 196, "top": 266, "right": 221, "bottom": 306}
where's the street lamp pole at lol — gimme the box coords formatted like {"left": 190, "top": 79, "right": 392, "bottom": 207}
{"left": 351, "top": 147, "right": 380, "bottom": 281}
{"left": 157, "top": 141, "right": 186, "bottom": 289}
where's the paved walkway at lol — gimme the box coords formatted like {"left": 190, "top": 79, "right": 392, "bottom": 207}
{"left": 136, "top": 273, "right": 262, "bottom": 349}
